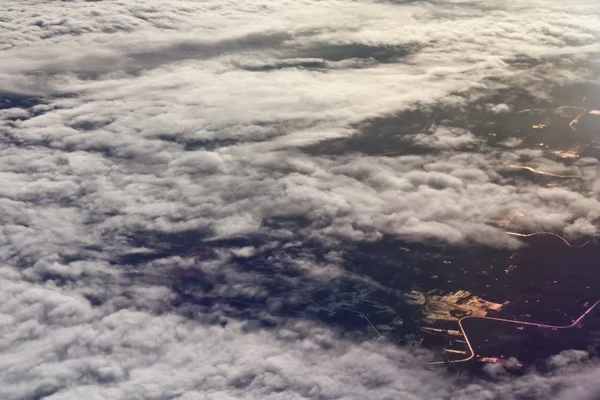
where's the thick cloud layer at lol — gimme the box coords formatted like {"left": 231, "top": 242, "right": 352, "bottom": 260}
{"left": 2, "top": 0, "right": 600, "bottom": 399}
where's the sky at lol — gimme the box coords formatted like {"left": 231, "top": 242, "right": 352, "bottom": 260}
{"left": 2, "top": 0, "right": 600, "bottom": 399}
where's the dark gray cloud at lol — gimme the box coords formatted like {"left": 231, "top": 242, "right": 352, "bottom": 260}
{"left": 1, "top": 0, "right": 600, "bottom": 399}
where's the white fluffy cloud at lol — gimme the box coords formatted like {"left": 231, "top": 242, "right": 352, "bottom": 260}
{"left": 2, "top": 0, "right": 600, "bottom": 398}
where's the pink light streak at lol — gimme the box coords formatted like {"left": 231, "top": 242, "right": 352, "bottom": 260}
{"left": 425, "top": 300, "right": 600, "bottom": 365}
{"left": 505, "top": 231, "right": 572, "bottom": 247}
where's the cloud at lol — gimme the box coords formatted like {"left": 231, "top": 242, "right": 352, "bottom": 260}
{"left": 3, "top": 253, "right": 600, "bottom": 400}
{"left": 0, "top": 273, "right": 451, "bottom": 400}
{"left": 1, "top": 0, "right": 600, "bottom": 399}
{"left": 403, "top": 126, "right": 479, "bottom": 150}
